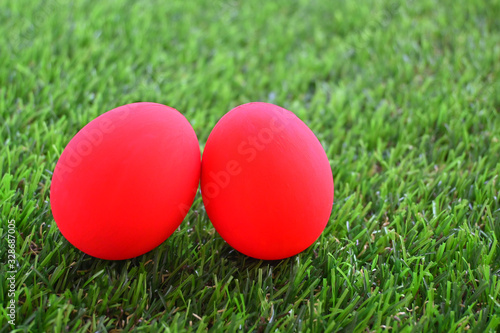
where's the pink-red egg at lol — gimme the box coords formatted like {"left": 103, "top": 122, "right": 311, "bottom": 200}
{"left": 51, "top": 102, "right": 200, "bottom": 260}
{"left": 201, "top": 102, "right": 334, "bottom": 260}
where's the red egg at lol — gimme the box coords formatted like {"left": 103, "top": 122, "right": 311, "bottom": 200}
{"left": 50, "top": 102, "right": 200, "bottom": 260}
{"left": 201, "top": 102, "right": 334, "bottom": 260}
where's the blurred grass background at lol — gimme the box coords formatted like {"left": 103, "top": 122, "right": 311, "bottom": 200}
{"left": 1, "top": 0, "right": 500, "bottom": 331}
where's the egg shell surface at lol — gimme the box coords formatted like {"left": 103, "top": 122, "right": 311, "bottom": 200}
{"left": 50, "top": 102, "right": 200, "bottom": 260}
{"left": 201, "top": 102, "right": 334, "bottom": 260}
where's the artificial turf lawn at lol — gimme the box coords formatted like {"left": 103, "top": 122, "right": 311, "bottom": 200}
{"left": 1, "top": 0, "right": 499, "bottom": 331}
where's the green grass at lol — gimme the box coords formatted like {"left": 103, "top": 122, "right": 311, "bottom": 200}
{"left": 1, "top": 0, "right": 500, "bottom": 331}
